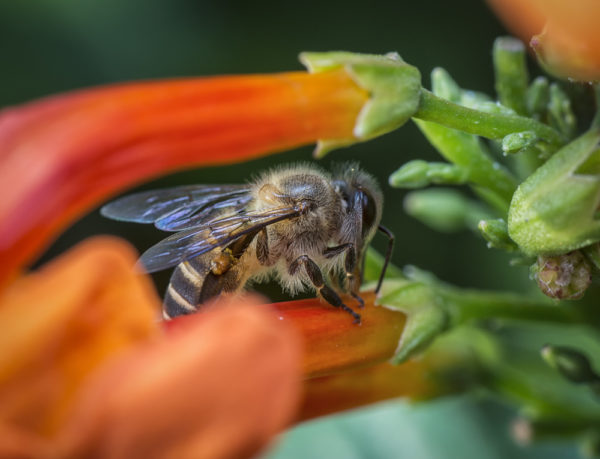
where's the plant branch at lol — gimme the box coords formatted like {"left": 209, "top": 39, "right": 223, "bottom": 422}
{"left": 414, "top": 90, "right": 565, "bottom": 147}
{"left": 439, "top": 287, "right": 578, "bottom": 325}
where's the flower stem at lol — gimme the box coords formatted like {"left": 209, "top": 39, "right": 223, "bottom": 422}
{"left": 414, "top": 90, "right": 565, "bottom": 147}
{"left": 439, "top": 287, "right": 578, "bottom": 325}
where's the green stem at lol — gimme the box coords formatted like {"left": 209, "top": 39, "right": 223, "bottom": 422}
{"left": 413, "top": 118, "right": 516, "bottom": 212}
{"left": 414, "top": 90, "right": 565, "bottom": 147}
{"left": 439, "top": 288, "right": 578, "bottom": 325}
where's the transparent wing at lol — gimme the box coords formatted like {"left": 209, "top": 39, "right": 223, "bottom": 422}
{"left": 101, "top": 185, "right": 252, "bottom": 231}
{"left": 138, "top": 204, "right": 305, "bottom": 273}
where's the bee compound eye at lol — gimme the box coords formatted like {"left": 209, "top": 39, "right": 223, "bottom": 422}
{"left": 361, "top": 190, "right": 377, "bottom": 237}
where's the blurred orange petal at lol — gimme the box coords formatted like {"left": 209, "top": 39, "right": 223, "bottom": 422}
{"left": 0, "top": 237, "right": 161, "bottom": 445}
{"left": 0, "top": 238, "right": 302, "bottom": 458}
{"left": 57, "top": 300, "right": 302, "bottom": 459}
{"left": 0, "top": 69, "right": 368, "bottom": 287}
{"left": 488, "top": 0, "right": 600, "bottom": 81}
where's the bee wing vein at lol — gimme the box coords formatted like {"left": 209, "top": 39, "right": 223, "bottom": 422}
{"left": 138, "top": 205, "right": 304, "bottom": 273}
{"left": 101, "top": 185, "right": 251, "bottom": 229}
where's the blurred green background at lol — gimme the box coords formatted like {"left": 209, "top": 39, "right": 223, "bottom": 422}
{"left": 0, "top": 1, "right": 580, "bottom": 457}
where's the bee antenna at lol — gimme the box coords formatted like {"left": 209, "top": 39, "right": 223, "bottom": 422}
{"left": 375, "top": 225, "right": 394, "bottom": 294}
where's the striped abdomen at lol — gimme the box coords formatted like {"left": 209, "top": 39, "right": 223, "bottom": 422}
{"left": 163, "top": 254, "right": 243, "bottom": 319}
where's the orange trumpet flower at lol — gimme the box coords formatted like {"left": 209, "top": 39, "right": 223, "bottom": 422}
{"left": 0, "top": 57, "right": 442, "bottom": 457}
{"left": 0, "top": 69, "right": 368, "bottom": 287}
{"left": 487, "top": 0, "right": 600, "bottom": 81}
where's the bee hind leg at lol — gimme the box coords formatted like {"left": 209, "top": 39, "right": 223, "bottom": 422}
{"left": 289, "top": 255, "right": 361, "bottom": 324}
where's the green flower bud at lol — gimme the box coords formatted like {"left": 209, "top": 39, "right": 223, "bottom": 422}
{"left": 404, "top": 188, "right": 491, "bottom": 232}
{"left": 389, "top": 160, "right": 468, "bottom": 188}
{"left": 431, "top": 67, "right": 461, "bottom": 102}
{"left": 526, "top": 76, "right": 550, "bottom": 119}
{"left": 531, "top": 251, "right": 592, "bottom": 300}
{"left": 508, "top": 128, "right": 600, "bottom": 255}
{"left": 432, "top": 66, "right": 513, "bottom": 115}
{"left": 541, "top": 345, "right": 599, "bottom": 384}
{"left": 493, "top": 37, "right": 528, "bottom": 116}
{"left": 548, "top": 83, "right": 576, "bottom": 139}
{"left": 502, "top": 131, "right": 538, "bottom": 155}
{"left": 478, "top": 218, "right": 518, "bottom": 251}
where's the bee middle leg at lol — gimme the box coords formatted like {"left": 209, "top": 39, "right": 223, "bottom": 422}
{"left": 289, "top": 254, "right": 361, "bottom": 324}
{"left": 322, "top": 243, "right": 364, "bottom": 308}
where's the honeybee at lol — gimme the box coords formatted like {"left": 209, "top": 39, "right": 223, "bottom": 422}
{"left": 102, "top": 163, "right": 393, "bottom": 323}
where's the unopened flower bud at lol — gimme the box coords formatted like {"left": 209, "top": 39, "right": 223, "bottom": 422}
{"left": 493, "top": 37, "right": 528, "bottom": 115}
{"left": 548, "top": 83, "right": 576, "bottom": 138}
{"left": 531, "top": 251, "right": 592, "bottom": 300}
{"left": 404, "top": 189, "right": 490, "bottom": 232}
{"left": 431, "top": 67, "right": 461, "bottom": 102}
{"left": 508, "top": 129, "right": 600, "bottom": 255}
{"left": 478, "top": 218, "right": 518, "bottom": 251}
{"left": 502, "top": 131, "right": 538, "bottom": 155}
{"left": 390, "top": 161, "right": 467, "bottom": 189}
{"left": 526, "top": 77, "right": 550, "bottom": 119}
{"left": 541, "top": 344, "right": 599, "bottom": 384}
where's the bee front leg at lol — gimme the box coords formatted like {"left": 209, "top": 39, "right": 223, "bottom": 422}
{"left": 322, "top": 243, "right": 364, "bottom": 308}
{"left": 289, "top": 255, "right": 361, "bottom": 324}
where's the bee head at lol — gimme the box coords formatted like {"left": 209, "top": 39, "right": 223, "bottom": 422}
{"left": 333, "top": 163, "right": 383, "bottom": 245}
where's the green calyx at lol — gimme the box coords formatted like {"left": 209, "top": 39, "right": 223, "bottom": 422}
{"left": 299, "top": 51, "right": 421, "bottom": 157}
{"left": 508, "top": 128, "right": 600, "bottom": 255}
{"left": 377, "top": 278, "right": 448, "bottom": 364}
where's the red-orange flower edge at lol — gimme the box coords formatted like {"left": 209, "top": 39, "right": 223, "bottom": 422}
{"left": 0, "top": 69, "right": 368, "bottom": 286}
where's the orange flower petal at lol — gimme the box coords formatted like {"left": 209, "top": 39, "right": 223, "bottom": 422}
{"left": 266, "top": 292, "right": 407, "bottom": 378}
{"left": 56, "top": 300, "right": 302, "bottom": 459}
{"left": 487, "top": 0, "right": 600, "bottom": 81}
{"left": 0, "top": 69, "right": 367, "bottom": 287}
{"left": 0, "top": 237, "right": 161, "bottom": 442}
{"left": 299, "top": 361, "right": 440, "bottom": 421}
